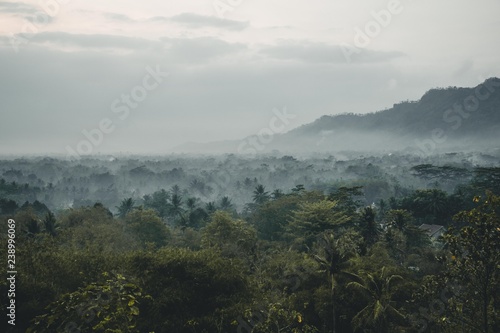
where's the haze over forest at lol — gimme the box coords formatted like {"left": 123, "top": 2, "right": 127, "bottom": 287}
{"left": 1, "top": 0, "right": 500, "bottom": 156}
{"left": 1, "top": 1, "right": 499, "bottom": 333}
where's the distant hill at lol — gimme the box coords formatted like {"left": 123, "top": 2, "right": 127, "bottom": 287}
{"left": 174, "top": 78, "right": 500, "bottom": 154}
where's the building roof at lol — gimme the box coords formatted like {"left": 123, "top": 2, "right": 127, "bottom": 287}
{"left": 419, "top": 224, "right": 445, "bottom": 238}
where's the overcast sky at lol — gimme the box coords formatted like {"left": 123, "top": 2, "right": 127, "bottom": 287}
{"left": 1, "top": 0, "right": 499, "bottom": 156}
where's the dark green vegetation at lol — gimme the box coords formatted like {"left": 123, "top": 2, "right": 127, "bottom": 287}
{"left": 0, "top": 152, "right": 499, "bottom": 332}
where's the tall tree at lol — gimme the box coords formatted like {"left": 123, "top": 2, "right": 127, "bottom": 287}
{"left": 168, "top": 193, "right": 185, "bottom": 226}
{"left": 313, "top": 231, "right": 362, "bottom": 333}
{"left": 253, "top": 184, "right": 270, "bottom": 205}
{"left": 42, "top": 211, "right": 58, "bottom": 236}
{"left": 116, "top": 197, "right": 135, "bottom": 218}
{"left": 360, "top": 206, "right": 379, "bottom": 247}
{"left": 442, "top": 192, "right": 500, "bottom": 332}
{"left": 286, "top": 199, "right": 350, "bottom": 246}
{"left": 328, "top": 186, "right": 364, "bottom": 215}
{"left": 347, "top": 267, "right": 406, "bottom": 332}
{"left": 219, "top": 196, "right": 233, "bottom": 211}
{"left": 124, "top": 209, "right": 170, "bottom": 248}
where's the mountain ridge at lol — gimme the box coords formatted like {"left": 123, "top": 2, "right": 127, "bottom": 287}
{"left": 173, "top": 78, "right": 500, "bottom": 154}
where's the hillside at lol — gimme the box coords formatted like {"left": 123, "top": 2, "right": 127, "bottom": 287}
{"left": 174, "top": 78, "right": 500, "bottom": 154}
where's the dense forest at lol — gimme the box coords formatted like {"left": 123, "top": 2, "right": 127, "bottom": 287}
{"left": 1, "top": 151, "right": 499, "bottom": 332}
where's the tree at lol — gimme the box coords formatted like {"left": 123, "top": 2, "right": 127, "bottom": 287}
{"left": 127, "top": 248, "right": 251, "bottom": 333}
{"left": 441, "top": 192, "right": 500, "bottom": 332}
{"left": 28, "top": 273, "right": 150, "bottom": 333}
{"left": 205, "top": 201, "right": 217, "bottom": 214}
{"left": 328, "top": 186, "right": 364, "bottom": 215}
{"left": 58, "top": 204, "right": 114, "bottom": 229}
{"left": 168, "top": 193, "right": 186, "bottom": 226}
{"left": 14, "top": 209, "right": 41, "bottom": 238}
{"left": 0, "top": 198, "right": 18, "bottom": 215}
{"left": 312, "top": 231, "right": 362, "bottom": 333}
{"left": 411, "top": 164, "right": 470, "bottom": 182}
{"left": 188, "top": 207, "right": 209, "bottom": 229}
{"left": 386, "top": 209, "right": 413, "bottom": 232}
{"left": 360, "top": 206, "right": 379, "bottom": 247}
{"left": 253, "top": 184, "right": 270, "bottom": 205}
{"left": 347, "top": 267, "right": 406, "bottom": 332}
{"left": 219, "top": 196, "right": 233, "bottom": 211}
{"left": 170, "top": 184, "right": 181, "bottom": 196}
{"left": 271, "top": 189, "right": 284, "bottom": 200}
{"left": 286, "top": 199, "right": 350, "bottom": 246}
{"left": 124, "top": 209, "right": 170, "bottom": 248}
{"left": 143, "top": 189, "right": 170, "bottom": 218}
{"left": 42, "top": 211, "right": 58, "bottom": 236}
{"left": 250, "top": 192, "right": 315, "bottom": 241}
{"left": 403, "top": 189, "right": 451, "bottom": 224}
{"left": 116, "top": 197, "right": 135, "bottom": 218}
{"left": 186, "top": 197, "right": 197, "bottom": 212}
{"left": 472, "top": 167, "right": 500, "bottom": 195}
{"left": 201, "top": 211, "right": 257, "bottom": 259}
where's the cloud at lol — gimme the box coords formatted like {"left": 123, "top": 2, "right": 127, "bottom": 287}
{"left": 0, "top": 1, "right": 55, "bottom": 24}
{"left": 168, "top": 13, "right": 249, "bottom": 31}
{"left": 260, "top": 40, "right": 405, "bottom": 64}
{"left": 0, "top": 31, "right": 246, "bottom": 65}
{"left": 0, "top": 1, "right": 38, "bottom": 15}
{"left": 102, "top": 12, "right": 136, "bottom": 23}
{"left": 160, "top": 36, "right": 246, "bottom": 62}
{"left": 23, "top": 31, "right": 160, "bottom": 50}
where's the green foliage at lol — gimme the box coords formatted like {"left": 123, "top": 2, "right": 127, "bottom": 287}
{"left": 248, "top": 302, "right": 319, "bottom": 333}
{"left": 347, "top": 267, "right": 407, "bottom": 332}
{"left": 360, "top": 206, "right": 379, "bottom": 247}
{"left": 143, "top": 189, "right": 170, "bottom": 218}
{"left": 251, "top": 191, "right": 323, "bottom": 241}
{"left": 126, "top": 248, "right": 251, "bottom": 333}
{"left": 201, "top": 210, "right": 257, "bottom": 258}
{"left": 123, "top": 209, "right": 170, "bottom": 248}
{"left": 287, "top": 199, "right": 350, "bottom": 247}
{"left": 472, "top": 167, "right": 500, "bottom": 195}
{"left": 28, "top": 273, "right": 150, "bottom": 333}
{"left": 0, "top": 197, "right": 19, "bottom": 215}
{"left": 328, "top": 186, "right": 364, "bottom": 215}
{"left": 42, "top": 211, "right": 58, "bottom": 236}
{"left": 253, "top": 184, "right": 270, "bottom": 205}
{"left": 411, "top": 164, "right": 470, "bottom": 181}
{"left": 441, "top": 192, "right": 500, "bottom": 332}
{"left": 116, "top": 197, "right": 135, "bottom": 218}
{"left": 386, "top": 209, "right": 414, "bottom": 232}
{"left": 4, "top": 155, "right": 500, "bottom": 333}
{"left": 58, "top": 205, "right": 114, "bottom": 229}
{"left": 400, "top": 189, "right": 452, "bottom": 224}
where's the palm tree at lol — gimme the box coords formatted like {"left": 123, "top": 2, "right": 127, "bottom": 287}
{"left": 206, "top": 201, "right": 217, "bottom": 214}
{"left": 386, "top": 209, "right": 413, "bottom": 232}
{"left": 347, "top": 267, "right": 406, "bottom": 332}
{"left": 116, "top": 198, "right": 135, "bottom": 218}
{"left": 186, "top": 197, "right": 197, "bottom": 212}
{"left": 360, "top": 206, "right": 379, "bottom": 246}
{"left": 271, "top": 189, "right": 284, "bottom": 200}
{"left": 143, "top": 189, "right": 170, "bottom": 218}
{"left": 25, "top": 217, "right": 41, "bottom": 237}
{"left": 219, "top": 196, "right": 233, "bottom": 211}
{"left": 168, "top": 194, "right": 186, "bottom": 226}
{"left": 253, "top": 184, "right": 270, "bottom": 205}
{"left": 170, "top": 184, "right": 181, "bottom": 196}
{"left": 43, "top": 211, "right": 58, "bottom": 236}
{"left": 313, "top": 231, "right": 358, "bottom": 333}
{"left": 420, "top": 189, "right": 448, "bottom": 222}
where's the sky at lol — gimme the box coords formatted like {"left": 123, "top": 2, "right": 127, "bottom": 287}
{"left": 0, "top": 0, "right": 499, "bottom": 156}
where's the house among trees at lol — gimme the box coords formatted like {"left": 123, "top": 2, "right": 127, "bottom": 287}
{"left": 419, "top": 223, "right": 445, "bottom": 242}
